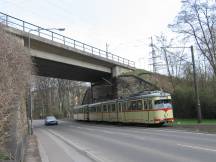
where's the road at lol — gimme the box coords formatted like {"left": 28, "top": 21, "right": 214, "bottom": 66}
{"left": 34, "top": 120, "right": 216, "bottom": 162}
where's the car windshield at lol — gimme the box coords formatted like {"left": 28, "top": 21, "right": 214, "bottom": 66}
{"left": 154, "top": 99, "right": 172, "bottom": 109}
{"left": 46, "top": 116, "right": 56, "bottom": 120}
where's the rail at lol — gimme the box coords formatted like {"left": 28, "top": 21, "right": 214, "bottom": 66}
{"left": 0, "top": 12, "right": 135, "bottom": 68}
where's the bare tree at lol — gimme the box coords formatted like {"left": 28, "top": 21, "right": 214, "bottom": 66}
{"left": 169, "top": 0, "right": 216, "bottom": 76}
{"left": 33, "top": 76, "right": 87, "bottom": 118}
{"left": 155, "top": 34, "right": 188, "bottom": 90}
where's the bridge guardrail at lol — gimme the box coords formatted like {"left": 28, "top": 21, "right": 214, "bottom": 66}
{"left": 0, "top": 12, "right": 135, "bottom": 68}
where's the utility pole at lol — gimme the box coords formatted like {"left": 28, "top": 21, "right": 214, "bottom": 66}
{"left": 162, "top": 48, "right": 172, "bottom": 77}
{"left": 150, "top": 37, "right": 157, "bottom": 73}
{"left": 162, "top": 48, "right": 175, "bottom": 90}
{"left": 106, "top": 43, "right": 109, "bottom": 58}
{"left": 191, "top": 46, "right": 202, "bottom": 123}
{"left": 161, "top": 46, "right": 202, "bottom": 123}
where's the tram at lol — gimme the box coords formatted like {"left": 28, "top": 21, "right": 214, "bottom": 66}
{"left": 73, "top": 91, "right": 174, "bottom": 125}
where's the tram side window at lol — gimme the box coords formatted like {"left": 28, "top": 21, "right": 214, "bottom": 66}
{"left": 84, "top": 107, "right": 88, "bottom": 113}
{"left": 112, "top": 104, "right": 115, "bottom": 112}
{"left": 103, "top": 105, "right": 107, "bottom": 112}
{"left": 118, "top": 103, "right": 121, "bottom": 112}
{"left": 148, "top": 101, "right": 152, "bottom": 109}
{"left": 121, "top": 103, "right": 124, "bottom": 111}
{"left": 74, "top": 109, "right": 77, "bottom": 114}
{"left": 123, "top": 102, "right": 127, "bottom": 111}
{"left": 128, "top": 101, "right": 132, "bottom": 110}
{"left": 128, "top": 101, "right": 137, "bottom": 110}
{"left": 144, "top": 101, "right": 148, "bottom": 109}
{"left": 90, "top": 107, "right": 96, "bottom": 112}
{"left": 89, "top": 107, "right": 92, "bottom": 112}
{"left": 108, "top": 104, "right": 111, "bottom": 112}
{"left": 133, "top": 101, "right": 137, "bottom": 110}
{"left": 78, "top": 108, "right": 82, "bottom": 113}
{"left": 137, "top": 100, "right": 143, "bottom": 110}
{"left": 96, "top": 105, "right": 100, "bottom": 112}
{"left": 128, "top": 100, "right": 143, "bottom": 110}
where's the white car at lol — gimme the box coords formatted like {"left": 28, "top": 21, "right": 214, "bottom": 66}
{"left": 45, "top": 116, "right": 58, "bottom": 125}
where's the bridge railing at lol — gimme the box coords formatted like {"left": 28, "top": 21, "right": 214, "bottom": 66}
{"left": 0, "top": 12, "right": 135, "bottom": 68}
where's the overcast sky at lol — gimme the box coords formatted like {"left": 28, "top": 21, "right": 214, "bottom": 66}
{"left": 0, "top": 0, "right": 182, "bottom": 71}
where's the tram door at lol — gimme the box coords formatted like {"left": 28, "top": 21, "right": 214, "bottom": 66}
{"left": 84, "top": 106, "right": 89, "bottom": 121}
{"left": 117, "top": 102, "right": 123, "bottom": 122}
{"left": 143, "top": 100, "right": 149, "bottom": 123}
{"left": 147, "top": 100, "right": 153, "bottom": 123}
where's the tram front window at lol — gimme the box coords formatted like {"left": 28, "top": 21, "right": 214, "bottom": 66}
{"left": 154, "top": 99, "right": 172, "bottom": 109}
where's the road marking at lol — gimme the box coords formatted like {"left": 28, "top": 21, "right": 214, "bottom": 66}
{"left": 47, "top": 129, "right": 108, "bottom": 162}
{"left": 36, "top": 132, "right": 50, "bottom": 162}
{"left": 101, "top": 130, "right": 115, "bottom": 134}
{"left": 65, "top": 127, "right": 197, "bottom": 162}
{"left": 42, "top": 130, "right": 76, "bottom": 162}
{"left": 147, "top": 128, "right": 216, "bottom": 136}
{"left": 178, "top": 144, "right": 216, "bottom": 152}
{"left": 82, "top": 124, "right": 216, "bottom": 139}
{"left": 71, "top": 121, "right": 216, "bottom": 136}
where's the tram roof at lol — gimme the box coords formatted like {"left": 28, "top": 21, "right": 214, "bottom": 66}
{"left": 129, "top": 91, "right": 171, "bottom": 99}
{"left": 74, "top": 91, "right": 171, "bottom": 108}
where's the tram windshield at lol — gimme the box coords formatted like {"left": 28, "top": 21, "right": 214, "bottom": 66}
{"left": 154, "top": 99, "right": 172, "bottom": 109}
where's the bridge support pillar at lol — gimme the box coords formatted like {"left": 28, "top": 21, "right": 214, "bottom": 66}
{"left": 111, "top": 66, "right": 133, "bottom": 98}
{"left": 112, "top": 66, "right": 132, "bottom": 77}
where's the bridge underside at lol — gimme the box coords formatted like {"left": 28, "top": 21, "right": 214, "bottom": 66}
{"left": 32, "top": 57, "right": 111, "bottom": 82}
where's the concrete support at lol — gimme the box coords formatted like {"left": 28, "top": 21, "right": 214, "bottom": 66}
{"left": 111, "top": 77, "right": 118, "bottom": 99}
{"left": 112, "top": 66, "right": 132, "bottom": 77}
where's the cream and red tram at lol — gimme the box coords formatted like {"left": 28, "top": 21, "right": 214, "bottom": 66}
{"left": 73, "top": 91, "right": 174, "bottom": 125}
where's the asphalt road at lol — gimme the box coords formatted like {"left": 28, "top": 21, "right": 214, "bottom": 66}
{"left": 34, "top": 120, "right": 216, "bottom": 162}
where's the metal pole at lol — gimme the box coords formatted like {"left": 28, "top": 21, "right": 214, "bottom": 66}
{"left": 28, "top": 32, "right": 33, "bottom": 135}
{"left": 30, "top": 91, "right": 33, "bottom": 135}
{"left": 27, "top": 27, "right": 65, "bottom": 135}
{"left": 106, "top": 43, "right": 109, "bottom": 58}
{"left": 91, "top": 83, "right": 94, "bottom": 103}
{"left": 27, "top": 88, "right": 31, "bottom": 135}
{"left": 28, "top": 32, "right": 31, "bottom": 49}
{"left": 150, "top": 37, "right": 157, "bottom": 73}
{"left": 191, "top": 46, "right": 202, "bottom": 123}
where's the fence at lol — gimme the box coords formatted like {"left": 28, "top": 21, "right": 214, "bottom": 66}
{"left": 0, "top": 136, "right": 26, "bottom": 162}
{"left": 0, "top": 12, "right": 135, "bottom": 68}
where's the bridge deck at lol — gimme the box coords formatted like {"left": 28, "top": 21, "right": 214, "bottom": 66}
{"left": 0, "top": 11, "right": 135, "bottom": 68}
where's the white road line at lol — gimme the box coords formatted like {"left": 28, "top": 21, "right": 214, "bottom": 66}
{"left": 72, "top": 121, "right": 216, "bottom": 136}
{"left": 64, "top": 127, "right": 198, "bottom": 162}
{"left": 147, "top": 128, "right": 216, "bottom": 136}
{"left": 37, "top": 133, "right": 50, "bottom": 162}
{"left": 47, "top": 129, "right": 109, "bottom": 162}
{"left": 42, "top": 130, "right": 76, "bottom": 162}
{"left": 178, "top": 144, "right": 216, "bottom": 152}
{"left": 74, "top": 126, "right": 115, "bottom": 134}
{"left": 101, "top": 130, "right": 115, "bottom": 134}
{"left": 77, "top": 124, "right": 216, "bottom": 139}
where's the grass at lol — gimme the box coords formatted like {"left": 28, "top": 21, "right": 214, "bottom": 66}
{"left": 0, "top": 152, "right": 10, "bottom": 160}
{"left": 173, "top": 119, "right": 216, "bottom": 125}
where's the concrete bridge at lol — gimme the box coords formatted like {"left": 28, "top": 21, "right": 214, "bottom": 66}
{"left": 0, "top": 12, "right": 135, "bottom": 83}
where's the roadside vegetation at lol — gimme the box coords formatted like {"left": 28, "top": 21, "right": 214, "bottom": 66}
{"left": 32, "top": 76, "right": 88, "bottom": 119}
{"left": 174, "top": 119, "right": 216, "bottom": 125}
{"left": 167, "top": 0, "right": 216, "bottom": 120}
{"left": 125, "top": 0, "right": 216, "bottom": 120}
{"left": 124, "top": 68, "right": 216, "bottom": 120}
